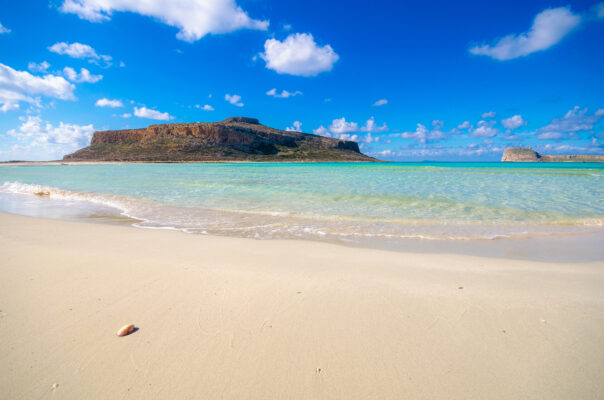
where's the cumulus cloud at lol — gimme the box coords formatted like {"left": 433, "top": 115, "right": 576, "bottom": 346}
{"left": 396, "top": 120, "right": 451, "bottom": 144}
{"left": 0, "top": 63, "right": 76, "bottom": 112}
{"left": 225, "top": 94, "right": 243, "bottom": 107}
{"left": 0, "top": 23, "right": 10, "bottom": 34}
{"left": 201, "top": 104, "right": 214, "bottom": 111}
{"left": 537, "top": 106, "right": 603, "bottom": 140}
{"left": 59, "top": 0, "right": 268, "bottom": 42}
{"left": 481, "top": 111, "right": 496, "bottom": 119}
{"left": 360, "top": 117, "right": 388, "bottom": 133}
{"left": 501, "top": 115, "right": 527, "bottom": 130}
{"left": 261, "top": 33, "right": 339, "bottom": 77}
{"left": 313, "top": 126, "right": 330, "bottom": 137}
{"left": 399, "top": 124, "right": 429, "bottom": 143}
{"left": 378, "top": 149, "right": 395, "bottom": 157}
{"left": 314, "top": 117, "right": 388, "bottom": 141}
{"left": 457, "top": 121, "right": 471, "bottom": 130}
{"left": 329, "top": 118, "right": 359, "bottom": 135}
{"left": 471, "top": 120, "right": 499, "bottom": 138}
{"left": 5, "top": 115, "right": 94, "bottom": 160}
{"left": 361, "top": 132, "right": 380, "bottom": 144}
{"left": 95, "top": 98, "right": 123, "bottom": 108}
{"left": 470, "top": 7, "right": 581, "bottom": 60}
{"left": 133, "top": 106, "right": 173, "bottom": 120}
{"left": 63, "top": 67, "right": 102, "bottom": 83}
{"left": 266, "top": 88, "right": 302, "bottom": 98}
{"left": 28, "top": 61, "right": 51, "bottom": 73}
{"left": 373, "top": 99, "right": 388, "bottom": 107}
{"left": 49, "top": 42, "right": 112, "bottom": 66}
{"left": 285, "top": 121, "right": 302, "bottom": 132}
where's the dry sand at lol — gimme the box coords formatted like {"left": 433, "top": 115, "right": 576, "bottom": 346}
{"left": 0, "top": 211, "right": 603, "bottom": 399}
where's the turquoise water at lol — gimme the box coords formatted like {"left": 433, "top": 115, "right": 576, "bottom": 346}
{"left": 1, "top": 162, "right": 603, "bottom": 243}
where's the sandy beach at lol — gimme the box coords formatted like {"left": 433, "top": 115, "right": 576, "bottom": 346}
{"left": 0, "top": 211, "right": 602, "bottom": 399}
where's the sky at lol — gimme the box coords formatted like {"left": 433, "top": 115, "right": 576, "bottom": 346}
{"left": 0, "top": 0, "right": 603, "bottom": 161}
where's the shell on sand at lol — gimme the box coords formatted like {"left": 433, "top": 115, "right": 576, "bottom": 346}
{"left": 116, "top": 324, "right": 135, "bottom": 337}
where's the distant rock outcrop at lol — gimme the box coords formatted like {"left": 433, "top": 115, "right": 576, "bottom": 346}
{"left": 501, "top": 147, "right": 604, "bottom": 162}
{"left": 64, "top": 117, "right": 375, "bottom": 162}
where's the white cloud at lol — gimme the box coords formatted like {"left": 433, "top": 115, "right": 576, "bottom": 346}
{"left": 261, "top": 33, "right": 339, "bottom": 77}
{"left": 313, "top": 125, "right": 330, "bottom": 137}
{"left": 5, "top": 115, "right": 94, "bottom": 160}
{"left": 49, "top": 42, "right": 112, "bottom": 66}
{"left": 201, "top": 104, "right": 214, "bottom": 111}
{"left": 329, "top": 117, "right": 359, "bottom": 134}
{"left": 285, "top": 121, "right": 302, "bottom": 132}
{"left": 457, "top": 121, "right": 471, "bottom": 130}
{"left": 400, "top": 124, "right": 429, "bottom": 143}
{"left": 537, "top": 106, "right": 603, "bottom": 140}
{"left": 378, "top": 149, "right": 394, "bottom": 157}
{"left": 0, "top": 23, "right": 10, "bottom": 34}
{"left": 470, "top": 7, "right": 581, "bottom": 60}
{"left": 120, "top": 113, "right": 132, "bottom": 118}
{"left": 397, "top": 120, "right": 450, "bottom": 143}
{"left": 266, "top": 88, "right": 302, "bottom": 98}
{"left": 481, "top": 111, "right": 496, "bottom": 119}
{"left": 0, "top": 63, "right": 75, "bottom": 112}
{"left": 225, "top": 94, "right": 243, "bottom": 107}
{"left": 501, "top": 115, "right": 527, "bottom": 130}
{"left": 539, "top": 142, "right": 604, "bottom": 154}
{"left": 373, "top": 99, "right": 388, "bottom": 107}
{"left": 390, "top": 145, "right": 506, "bottom": 161}
{"left": 133, "top": 106, "right": 173, "bottom": 120}
{"left": 63, "top": 67, "right": 103, "bottom": 83}
{"left": 314, "top": 117, "right": 388, "bottom": 140}
{"left": 537, "top": 131, "right": 563, "bottom": 140}
{"left": 336, "top": 133, "right": 358, "bottom": 141}
{"left": 362, "top": 132, "right": 380, "bottom": 143}
{"left": 28, "top": 61, "right": 51, "bottom": 73}
{"left": 360, "top": 116, "right": 388, "bottom": 133}
{"left": 471, "top": 120, "right": 499, "bottom": 138}
{"left": 59, "top": 0, "right": 268, "bottom": 42}
{"left": 95, "top": 98, "right": 123, "bottom": 108}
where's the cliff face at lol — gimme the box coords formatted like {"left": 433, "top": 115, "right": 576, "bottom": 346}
{"left": 64, "top": 117, "right": 374, "bottom": 162}
{"left": 501, "top": 147, "right": 604, "bottom": 162}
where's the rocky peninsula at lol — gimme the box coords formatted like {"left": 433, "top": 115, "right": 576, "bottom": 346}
{"left": 501, "top": 147, "right": 604, "bottom": 162}
{"left": 64, "top": 117, "right": 375, "bottom": 162}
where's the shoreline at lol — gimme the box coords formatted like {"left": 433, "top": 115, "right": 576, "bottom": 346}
{"left": 4, "top": 160, "right": 604, "bottom": 166}
{"left": 1, "top": 199, "right": 603, "bottom": 263}
{"left": 1, "top": 211, "right": 603, "bottom": 399}
{"left": 0, "top": 159, "right": 383, "bottom": 166}
{"left": 0, "top": 185, "right": 602, "bottom": 263}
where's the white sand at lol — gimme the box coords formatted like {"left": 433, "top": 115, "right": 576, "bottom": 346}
{"left": 0, "top": 212, "right": 603, "bottom": 399}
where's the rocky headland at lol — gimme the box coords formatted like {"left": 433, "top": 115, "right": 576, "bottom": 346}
{"left": 501, "top": 147, "right": 604, "bottom": 162}
{"left": 63, "top": 117, "right": 375, "bottom": 162}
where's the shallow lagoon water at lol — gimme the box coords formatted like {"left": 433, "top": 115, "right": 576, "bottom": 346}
{"left": 1, "top": 162, "right": 603, "bottom": 257}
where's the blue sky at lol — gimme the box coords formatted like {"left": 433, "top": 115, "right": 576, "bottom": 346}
{"left": 1, "top": 0, "right": 603, "bottom": 161}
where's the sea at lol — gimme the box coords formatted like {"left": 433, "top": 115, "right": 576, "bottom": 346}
{"left": 1, "top": 162, "right": 603, "bottom": 260}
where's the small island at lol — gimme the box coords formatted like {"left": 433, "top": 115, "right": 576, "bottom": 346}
{"left": 501, "top": 147, "right": 604, "bottom": 162}
{"left": 63, "top": 117, "right": 376, "bottom": 162}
